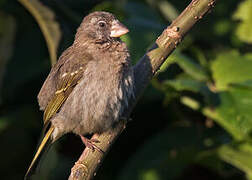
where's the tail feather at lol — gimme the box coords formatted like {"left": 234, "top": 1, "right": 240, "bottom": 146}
{"left": 24, "top": 126, "right": 54, "bottom": 180}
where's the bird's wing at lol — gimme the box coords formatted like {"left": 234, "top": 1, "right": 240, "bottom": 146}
{"left": 25, "top": 54, "right": 86, "bottom": 178}
{"left": 43, "top": 65, "right": 84, "bottom": 127}
{"left": 25, "top": 69, "right": 84, "bottom": 179}
{"left": 37, "top": 46, "right": 73, "bottom": 110}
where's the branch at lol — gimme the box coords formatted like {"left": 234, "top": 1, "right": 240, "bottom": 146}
{"left": 69, "top": 0, "right": 217, "bottom": 179}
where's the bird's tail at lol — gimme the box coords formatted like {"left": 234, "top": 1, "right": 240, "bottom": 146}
{"left": 24, "top": 126, "right": 55, "bottom": 180}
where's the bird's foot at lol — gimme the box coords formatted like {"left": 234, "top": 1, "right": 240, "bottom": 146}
{"left": 80, "top": 135, "right": 103, "bottom": 153}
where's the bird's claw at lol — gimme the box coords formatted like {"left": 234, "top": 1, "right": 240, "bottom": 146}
{"left": 80, "top": 136, "right": 103, "bottom": 153}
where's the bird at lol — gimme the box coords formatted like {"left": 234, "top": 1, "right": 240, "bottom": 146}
{"left": 25, "top": 11, "right": 134, "bottom": 179}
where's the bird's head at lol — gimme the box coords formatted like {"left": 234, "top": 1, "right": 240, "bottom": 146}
{"left": 75, "top": 11, "right": 129, "bottom": 44}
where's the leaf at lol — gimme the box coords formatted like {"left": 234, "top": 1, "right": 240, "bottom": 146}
{"left": 210, "top": 51, "right": 252, "bottom": 139}
{"left": 203, "top": 82, "right": 252, "bottom": 140}
{"left": 163, "top": 75, "right": 216, "bottom": 108}
{"left": 229, "top": 84, "right": 252, "bottom": 117}
{"left": 180, "top": 96, "right": 200, "bottom": 110}
{"left": 117, "top": 126, "right": 223, "bottom": 180}
{"left": 18, "top": 0, "right": 61, "bottom": 65}
{"left": 196, "top": 142, "right": 252, "bottom": 179}
{"left": 156, "top": 0, "right": 179, "bottom": 21}
{"left": 195, "top": 149, "right": 227, "bottom": 175}
{"left": 173, "top": 52, "right": 209, "bottom": 81}
{"left": 229, "top": 80, "right": 252, "bottom": 90}
{"left": 213, "top": 19, "right": 233, "bottom": 36}
{"left": 164, "top": 78, "right": 205, "bottom": 92}
{"left": 158, "top": 52, "right": 176, "bottom": 72}
{"left": 211, "top": 51, "right": 252, "bottom": 91}
{"left": 218, "top": 143, "right": 252, "bottom": 179}
{"left": 217, "top": 91, "right": 252, "bottom": 139}
{"left": 233, "top": 0, "right": 252, "bottom": 43}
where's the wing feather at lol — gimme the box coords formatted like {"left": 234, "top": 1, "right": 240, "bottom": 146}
{"left": 43, "top": 67, "right": 84, "bottom": 126}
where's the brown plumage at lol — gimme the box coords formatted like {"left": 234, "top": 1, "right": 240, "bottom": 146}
{"left": 25, "top": 11, "right": 134, "bottom": 179}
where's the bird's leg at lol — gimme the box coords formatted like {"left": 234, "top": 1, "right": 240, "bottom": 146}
{"left": 80, "top": 135, "right": 103, "bottom": 153}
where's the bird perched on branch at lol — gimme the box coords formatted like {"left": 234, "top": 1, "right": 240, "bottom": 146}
{"left": 25, "top": 11, "right": 134, "bottom": 179}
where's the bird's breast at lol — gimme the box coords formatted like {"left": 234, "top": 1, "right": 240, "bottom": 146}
{"left": 52, "top": 59, "right": 134, "bottom": 136}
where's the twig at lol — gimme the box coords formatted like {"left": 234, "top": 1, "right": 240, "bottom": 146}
{"left": 68, "top": 0, "right": 218, "bottom": 179}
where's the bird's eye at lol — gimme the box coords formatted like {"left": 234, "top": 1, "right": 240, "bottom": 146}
{"left": 98, "top": 21, "right": 106, "bottom": 28}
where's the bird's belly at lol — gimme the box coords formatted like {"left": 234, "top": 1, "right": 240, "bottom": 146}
{"left": 75, "top": 79, "right": 124, "bottom": 134}
{"left": 52, "top": 68, "right": 133, "bottom": 136}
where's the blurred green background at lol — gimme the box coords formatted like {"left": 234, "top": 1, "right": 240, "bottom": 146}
{"left": 1, "top": 0, "right": 252, "bottom": 179}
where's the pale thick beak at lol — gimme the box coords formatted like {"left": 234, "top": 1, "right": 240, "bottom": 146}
{"left": 110, "top": 20, "right": 129, "bottom": 38}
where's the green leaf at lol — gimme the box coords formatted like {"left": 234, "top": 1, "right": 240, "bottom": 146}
{"left": 18, "top": 0, "right": 61, "bottom": 65}
{"left": 218, "top": 143, "right": 252, "bottom": 179}
{"left": 158, "top": 54, "right": 175, "bottom": 73}
{"left": 229, "top": 80, "right": 252, "bottom": 90}
{"left": 180, "top": 96, "right": 200, "bottom": 110}
{"left": 203, "top": 83, "right": 252, "bottom": 140}
{"left": 233, "top": 0, "right": 252, "bottom": 43}
{"left": 210, "top": 52, "right": 252, "bottom": 140}
{"left": 156, "top": 0, "right": 179, "bottom": 21}
{"left": 217, "top": 91, "right": 252, "bottom": 139}
{"left": 164, "top": 78, "right": 204, "bottom": 92}
{"left": 213, "top": 19, "right": 233, "bottom": 36}
{"left": 229, "top": 84, "right": 252, "bottom": 117}
{"left": 173, "top": 52, "right": 209, "bottom": 81}
{"left": 211, "top": 51, "right": 252, "bottom": 91}
{"left": 196, "top": 142, "right": 252, "bottom": 179}
{"left": 117, "top": 126, "right": 222, "bottom": 180}
{"left": 195, "top": 149, "right": 227, "bottom": 175}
